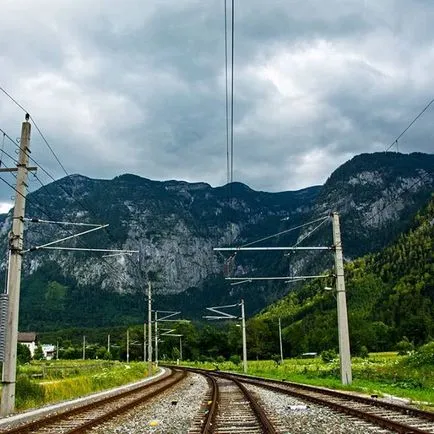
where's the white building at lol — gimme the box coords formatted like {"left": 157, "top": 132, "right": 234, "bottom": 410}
{"left": 17, "top": 332, "right": 37, "bottom": 357}
{"left": 42, "top": 344, "right": 56, "bottom": 360}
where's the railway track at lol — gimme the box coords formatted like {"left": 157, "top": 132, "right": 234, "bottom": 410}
{"left": 0, "top": 368, "right": 186, "bottom": 434}
{"left": 189, "top": 370, "right": 282, "bottom": 434}
{"left": 186, "top": 368, "right": 434, "bottom": 434}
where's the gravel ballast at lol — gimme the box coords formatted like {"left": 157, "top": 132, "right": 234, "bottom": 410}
{"left": 247, "top": 384, "right": 392, "bottom": 434}
{"left": 91, "top": 373, "right": 207, "bottom": 434}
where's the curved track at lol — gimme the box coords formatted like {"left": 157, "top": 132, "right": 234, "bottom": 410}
{"left": 187, "top": 368, "right": 434, "bottom": 434}
{"left": 189, "top": 370, "right": 279, "bottom": 434}
{"left": 0, "top": 368, "right": 186, "bottom": 434}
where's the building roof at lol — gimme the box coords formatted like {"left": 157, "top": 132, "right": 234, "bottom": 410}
{"left": 18, "top": 332, "right": 37, "bottom": 343}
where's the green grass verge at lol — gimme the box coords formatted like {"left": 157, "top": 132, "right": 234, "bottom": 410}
{"left": 181, "top": 354, "right": 434, "bottom": 408}
{"left": 14, "top": 361, "right": 152, "bottom": 411}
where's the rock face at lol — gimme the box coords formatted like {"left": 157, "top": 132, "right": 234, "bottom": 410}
{"left": 1, "top": 151, "right": 433, "bottom": 327}
{"left": 4, "top": 174, "right": 321, "bottom": 295}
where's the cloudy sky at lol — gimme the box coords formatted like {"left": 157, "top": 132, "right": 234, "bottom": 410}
{"left": 1, "top": 0, "right": 433, "bottom": 212}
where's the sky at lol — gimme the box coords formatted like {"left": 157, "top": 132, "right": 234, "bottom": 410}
{"left": 1, "top": 0, "right": 434, "bottom": 212}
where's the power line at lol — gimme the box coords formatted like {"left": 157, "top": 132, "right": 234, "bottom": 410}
{"left": 0, "top": 116, "right": 128, "bottom": 257}
{"left": 242, "top": 216, "right": 329, "bottom": 247}
{"left": 0, "top": 86, "right": 27, "bottom": 113}
{"left": 224, "top": 0, "right": 230, "bottom": 185}
{"left": 385, "top": 98, "right": 434, "bottom": 152}
{"left": 230, "top": 0, "right": 235, "bottom": 184}
{"left": 0, "top": 130, "right": 135, "bottom": 291}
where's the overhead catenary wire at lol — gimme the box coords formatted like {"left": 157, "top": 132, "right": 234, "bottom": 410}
{"left": 0, "top": 170, "right": 135, "bottom": 291}
{"left": 385, "top": 98, "right": 434, "bottom": 152}
{"left": 241, "top": 215, "right": 329, "bottom": 248}
{"left": 0, "top": 132, "right": 5, "bottom": 167}
{"left": 0, "top": 105, "right": 136, "bottom": 267}
{"left": 0, "top": 91, "right": 145, "bottom": 291}
{"left": 0, "top": 86, "right": 69, "bottom": 175}
{"left": 224, "top": 0, "right": 230, "bottom": 185}
{"left": 291, "top": 215, "right": 331, "bottom": 248}
{"left": 230, "top": 0, "right": 235, "bottom": 185}
{"left": 223, "top": 0, "right": 236, "bottom": 247}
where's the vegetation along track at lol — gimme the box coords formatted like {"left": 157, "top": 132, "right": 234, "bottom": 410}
{"left": 188, "top": 370, "right": 282, "bottom": 434}
{"left": 185, "top": 368, "right": 434, "bottom": 434}
{"left": 0, "top": 368, "right": 186, "bottom": 434}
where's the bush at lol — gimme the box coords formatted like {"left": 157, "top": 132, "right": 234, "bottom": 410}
{"left": 406, "top": 341, "right": 434, "bottom": 367}
{"left": 321, "top": 349, "right": 337, "bottom": 363}
{"left": 358, "top": 346, "right": 369, "bottom": 359}
{"left": 271, "top": 354, "right": 281, "bottom": 366}
{"left": 229, "top": 355, "right": 241, "bottom": 365}
{"left": 396, "top": 337, "right": 414, "bottom": 355}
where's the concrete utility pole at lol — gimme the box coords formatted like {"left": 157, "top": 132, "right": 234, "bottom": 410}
{"left": 278, "top": 318, "right": 283, "bottom": 364}
{"left": 204, "top": 301, "right": 248, "bottom": 374}
{"left": 82, "top": 336, "right": 86, "bottom": 360}
{"left": 143, "top": 323, "right": 146, "bottom": 362}
{"left": 1, "top": 116, "right": 31, "bottom": 416}
{"left": 332, "top": 212, "right": 352, "bottom": 385}
{"left": 107, "top": 334, "right": 110, "bottom": 354}
{"left": 154, "top": 311, "right": 158, "bottom": 366}
{"left": 126, "top": 329, "right": 130, "bottom": 363}
{"left": 56, "top": 340, "right": 59, "bottom": 360}
{"left": 147, "top": 281, "right": 152, "bottom": 376}
{"left": 241, "top": 299, "right": 247, "bottom": 374}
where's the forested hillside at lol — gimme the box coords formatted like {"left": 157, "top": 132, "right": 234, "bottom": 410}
{"left": 10, "top": 152, "right": 434, "bottom": 330}
{"left": 259, "top": 194, "right": 434, "bottom": 356}
{"left": 39, "top": 195, "right": 433, "bottom": 360}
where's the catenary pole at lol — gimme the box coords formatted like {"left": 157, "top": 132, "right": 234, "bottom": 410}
{"left": 241, "top": 299, "right": 247, "bottom": 374}
{"left": 126, "top": 329, "right": 129, "bottom": 363}
{"left": 143, "top": 323, "right": 146, "bottom": 362}
{"left": 154, "top": 311, "right": 158, "bottom": 365}
{"left": 278, "top": 318, "right": 283, "bottom": 364}
{"left": 147, "top": 281, "right": 152, "bottom": 376}
{"left": 1, "top": 116, "right": 31, "bottom": 416}
{"left": 82, "top": 336, "right": 86, "bottom": 360}
{"left": 332, "top": 212, "right": 352, "bottom": 385}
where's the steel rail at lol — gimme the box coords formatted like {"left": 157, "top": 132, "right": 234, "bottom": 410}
{"left": 214, "top": 371, "right": 434, "bottom": 434}
{"left": 176, "top": 367, "right": 434, "bottom": 434}
{"left": 230, "top": 376, "right": 278, "bottom": 434}
{"left": 201, "top": 374, "right": 218, "bottom": 434}
{"left": 221, "top": 371, "right": 434, "bottom": 423}
{"left": 67, "top": 369, "right": 187, "bottom": 433}
{"left": 186, "top": 368, "right": 277, "bottom": 434}
{"left": 1, "top": 369, "right": 185, "bottom": 434}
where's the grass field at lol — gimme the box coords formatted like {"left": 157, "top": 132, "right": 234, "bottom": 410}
{"left": 183, "top": 352, "right": 434, "bottom": 408}
{"left": 13, "top": 360, "right": 152, "bottom": 411}
{"left": 6, "top": 350, "right": 434, "bottom": 412}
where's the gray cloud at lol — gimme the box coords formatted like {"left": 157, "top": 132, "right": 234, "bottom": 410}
{"left": 1, "top": 0, "right": 434, "bottom": 211}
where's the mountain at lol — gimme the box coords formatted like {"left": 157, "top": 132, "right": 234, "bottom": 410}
{"left": 0, "top": 151, "right": 432, "bottom": 330}
{"left": 258, "top": 192, "right": 434, "bottom": 355}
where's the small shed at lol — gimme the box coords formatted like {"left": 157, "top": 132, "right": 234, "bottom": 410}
{"left": 301, "top": 352, "right": 318, "bottom": 359}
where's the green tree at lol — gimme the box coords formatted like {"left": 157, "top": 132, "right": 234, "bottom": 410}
{"left": 33, "top": 344, "right": 44, "bottom": 360}
{"left": 17, "top": 343, "right": 31, "bottom": 364}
